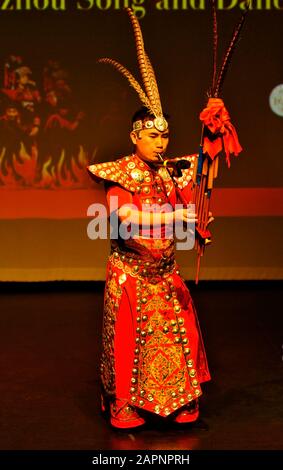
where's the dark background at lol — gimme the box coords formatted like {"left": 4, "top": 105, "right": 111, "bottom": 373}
{"left": 0, "top": 4, "right": 282, "bottom": 186}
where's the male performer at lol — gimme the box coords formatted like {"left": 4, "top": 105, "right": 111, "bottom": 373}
{"left": 87, "top": 2, "right": 244, "bottom": 429}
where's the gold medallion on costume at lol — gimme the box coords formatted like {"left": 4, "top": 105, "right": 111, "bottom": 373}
{"left": 154, "top": 117, "right": 168, "bottom": 132}
{"left": 131, "top": 169, "right": 145, "bottom": 183}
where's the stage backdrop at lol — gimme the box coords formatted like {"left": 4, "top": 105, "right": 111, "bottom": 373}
{"left": 0, "top": 1, "right": 282, "bottom": 281}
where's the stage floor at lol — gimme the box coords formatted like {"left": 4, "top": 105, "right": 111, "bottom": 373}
{"left": 0, "top": 281, "right": 282, "bottom": 451}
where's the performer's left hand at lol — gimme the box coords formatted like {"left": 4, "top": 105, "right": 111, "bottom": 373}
{"left": 205, "top": 211, "right": 214, "bottom": 228}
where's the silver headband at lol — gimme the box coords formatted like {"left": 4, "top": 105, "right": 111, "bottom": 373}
{"left": 133, "top": 116, "right": 168, "bottom": 133}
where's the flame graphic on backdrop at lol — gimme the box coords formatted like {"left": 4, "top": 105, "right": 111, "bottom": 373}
{"left": 14, "top": 143, "right": 37, "bottom": 185}
{"left": 0, "top": 143, "right": 94, "bottom": 189}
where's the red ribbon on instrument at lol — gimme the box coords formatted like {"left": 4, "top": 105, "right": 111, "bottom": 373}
{"left": 199, "top": 97, "right": 242, "bottom": 167}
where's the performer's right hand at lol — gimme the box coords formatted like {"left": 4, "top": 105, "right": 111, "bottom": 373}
{"left": 174, "top": 208, "right": 198, "bottom": 224}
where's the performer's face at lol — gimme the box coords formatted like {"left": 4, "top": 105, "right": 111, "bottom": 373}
{"left": 130, "top": 127, "right": 169, "bottom": 162}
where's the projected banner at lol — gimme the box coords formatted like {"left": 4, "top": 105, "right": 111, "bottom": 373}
{"left": 0, "top": 1, "right": 282, "bottom": 16}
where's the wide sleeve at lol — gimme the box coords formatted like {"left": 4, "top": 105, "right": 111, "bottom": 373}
{"left": 179, "top": 179, "right": 194, "bottom": 204}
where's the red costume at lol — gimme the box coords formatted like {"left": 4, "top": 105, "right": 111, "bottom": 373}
{"left": 87, "top": 153, "right": 211, "bottom": 426}
{"left": 87, "top": 4, "right": 244, "bottom": 428}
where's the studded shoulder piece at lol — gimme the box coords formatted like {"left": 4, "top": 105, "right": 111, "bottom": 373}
{"left": 87, "top": 155, "right": 142, "bottom": 193}
{"left": 170, "top": 154, "right": 198, "bottom": 190}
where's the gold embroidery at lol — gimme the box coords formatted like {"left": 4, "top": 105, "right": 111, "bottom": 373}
{"left": 131, "top": 279, "right": 203, "bottom": 416}
{"left": 100, "top": 271, "right": 123, "bottom": 396}
{"left": 143, "top": 297, "right": 169, "bottom": 313}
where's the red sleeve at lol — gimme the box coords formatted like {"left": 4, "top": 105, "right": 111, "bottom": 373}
{"left": 177, "top": 180, "right": 194, "bottom": 205}
{"left": 105, "top": 183, "right": 133, "bottom": 212}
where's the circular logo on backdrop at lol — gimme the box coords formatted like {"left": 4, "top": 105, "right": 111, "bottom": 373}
{"left": 269, "top": 84, "right": 283, "bottom": 117}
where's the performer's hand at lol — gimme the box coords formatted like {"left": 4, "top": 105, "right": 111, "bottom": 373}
{"left": 174, "top": 208, "right": 198, "bottom": 224}
{"left": 205, "top": 211, "right": 214, "bottom": 228}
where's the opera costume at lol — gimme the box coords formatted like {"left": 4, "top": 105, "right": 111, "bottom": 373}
{"left": 87, "top": 8, "right": 213, "bottom": 429}
{"left": 88, "top": 151, "right": 210, "bottom": 428}
{"left": 87, "top": 5, "right": 243, "bottom": 429}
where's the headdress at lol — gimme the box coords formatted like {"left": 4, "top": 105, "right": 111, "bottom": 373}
{"left": 98, "top": 8, "right": 168, "bottom": 133}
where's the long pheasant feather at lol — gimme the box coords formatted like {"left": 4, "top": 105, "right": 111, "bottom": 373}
{"left": 98, "top": 58, "right": 151, "bottom": 110}
{"left": 125, "top": 8, "right": 162, "bottom": 117}
{"left": 145, "top": 52, "right": 163, "bottom": 116}
{"left": 211, "top": 0, "right": 218, "bottom": 94}
{"left": 214, "top": 2, "right": 249, "bottom": 97}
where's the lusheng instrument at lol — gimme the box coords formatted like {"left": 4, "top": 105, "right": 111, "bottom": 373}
{"left": 192, "top": 0, "right": 250, "bottom": 284}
